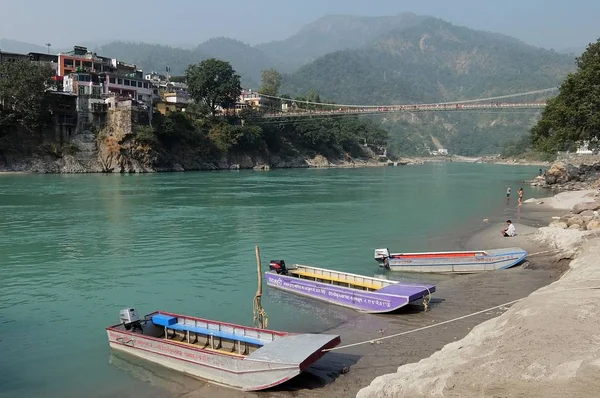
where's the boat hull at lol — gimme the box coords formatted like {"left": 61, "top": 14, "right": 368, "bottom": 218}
{"left": 265, "top": 272, "right": 434, "bottom": 313}
{"left": 106, "top": 316, "right": 339, "bottom": 391}
{"left": 383, "top": 248, "right": 528, "bottom": 273}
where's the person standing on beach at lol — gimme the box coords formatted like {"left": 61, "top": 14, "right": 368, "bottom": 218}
{"left": 518, "top": 187, "right": 524, "bottom": 205}
{"left": 506, "top": 186, "right": 511, "bottom": 204}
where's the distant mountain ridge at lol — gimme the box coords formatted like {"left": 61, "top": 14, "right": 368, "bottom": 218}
{"left": 255, "top": 13, "right": 430, "bottom": 71}
{"left": 0, "top": 39, "right": 53, "bottom": 54}
{"left": 280, "top": 17, "right": 575, "bottom": 104}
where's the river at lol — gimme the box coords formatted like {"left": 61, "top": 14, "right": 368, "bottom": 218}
{"left": 0, "top": 164, "right": 545, "bottom": 398}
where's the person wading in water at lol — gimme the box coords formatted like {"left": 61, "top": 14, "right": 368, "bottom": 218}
{"left": 518, "top": 187, "right": 524, "bottom": 205}
{"left": 506, "top": 186, "right": 511, "bottom": 204}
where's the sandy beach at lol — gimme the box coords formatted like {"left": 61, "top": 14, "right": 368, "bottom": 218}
{"left": 357, "top": 189, "right": 600, "bottom": 398}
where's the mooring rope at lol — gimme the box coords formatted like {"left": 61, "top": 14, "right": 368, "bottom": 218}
{"left": 253, "top": 293, "right": 268, "bottom": 329}
{"left": 323, "top": 286, "right": 600, "bottom": 352}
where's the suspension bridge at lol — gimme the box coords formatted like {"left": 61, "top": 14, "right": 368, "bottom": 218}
{"left": 258, "top": 87, "right": 558, "bottom": 119}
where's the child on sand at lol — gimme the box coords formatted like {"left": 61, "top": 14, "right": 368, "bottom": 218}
{"left": 501, "top": 220, "right": 516, "bottom": 237}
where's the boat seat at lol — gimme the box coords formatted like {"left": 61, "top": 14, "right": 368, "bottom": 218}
{"left": 289, "top": 270, "right": 382, "bottom": 290}
{"left": 152, "top": 315, "right": 264, "bottom": 346}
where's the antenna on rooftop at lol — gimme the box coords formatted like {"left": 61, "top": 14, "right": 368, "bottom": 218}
{"left": 45, "top": 43, "right": 51, "bottom": 54}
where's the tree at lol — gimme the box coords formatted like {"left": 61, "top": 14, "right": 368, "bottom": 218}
{"left": 0, "top": 60, "right": 55, "bottom": 133}
{"left": 169, "top": 75, "right": 186, "bottom": 83}
{"left": 531, "top": 40, "right": 600, "bottom": 152}
{"left": 185, "top": 59, "right": 242, "bottom": 117}
{"left": 259, "top": 68, "right": 281, "bottom": 97}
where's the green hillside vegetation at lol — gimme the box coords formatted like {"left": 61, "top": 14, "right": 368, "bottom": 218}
{"left": 280, "top": 18, "right": 575, "bottom": 156}
{"left": 281, "top": 18, "right": 574, "bottom": 103}
{"left": 531, "top": 39, "right": 600, "bottom": 153}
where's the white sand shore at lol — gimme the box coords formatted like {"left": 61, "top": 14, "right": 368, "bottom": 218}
{"left": 357, "top": 190, "right": 600, "bottom": 398}
{"left": 527, "top": 189, "right": 597, "bottom": 210}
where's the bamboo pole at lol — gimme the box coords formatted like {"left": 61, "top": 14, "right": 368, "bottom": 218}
{"left": 253, "top": 245, "right": 267, "bottom": 329}
{"left": 256, "top": 245, "right": 263, "bottom": 296}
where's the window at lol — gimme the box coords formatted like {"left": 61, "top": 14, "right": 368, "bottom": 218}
{"left": 118, "top": 78, "right": 123, "bottom": 85}
{"left": 143, "top": 82, "right": 149, "bottom": 89}
{"left": 83, "top": 61, "right": 92, "bottom": 68}
{"left": 64, "top": 59, "right": 73, "bottom": 67}
{"left": 137, "top": 81, "right": 142, "bottom": 88}
{"left": 109, "top": 77, "right": 116, "bottom": 84}
{"left": 124, "top": 79, "right": 130, "bottom": 86}
{"left": 138, "top": 95, "right": 143, "bottom": 101}
{"left": 78, "top": 87, "right": 85, "bottom": 96}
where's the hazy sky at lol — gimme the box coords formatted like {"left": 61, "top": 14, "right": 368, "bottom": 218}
{"left": 1, "top": 0, "right": 597, "bottom": 50}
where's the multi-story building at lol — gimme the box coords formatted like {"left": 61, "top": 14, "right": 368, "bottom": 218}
{"left": 104, "top": 73, "right": 154, "bottom": 104}
{"left": 57, "top": 46, "right": 153, "bottom": 104}
{"left": 57, "top": 46, "right": 116, "bottom": 76}
{"left": 0, "top": 50, "right": 31, "bottom": 63}
{"left": 239, "top": 89, "right": 281, "bottom": 112}
{"left": 155, "top": 90, "right": 192, "bottom": 115}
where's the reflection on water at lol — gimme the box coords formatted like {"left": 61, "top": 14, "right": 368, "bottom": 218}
{"left": 108, "top": 351, "right": 207, "bottom": 396}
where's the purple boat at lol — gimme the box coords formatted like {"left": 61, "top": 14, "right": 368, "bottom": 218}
{"left": 265, "top": 261, "right": 435, "bottom": 313}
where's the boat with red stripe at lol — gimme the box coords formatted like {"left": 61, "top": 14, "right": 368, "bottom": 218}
{"left": 106, "top": 308, "right": 340, "bottom": 391}
{"left": 374, "top": 247, "right": 528, "bottom": 273}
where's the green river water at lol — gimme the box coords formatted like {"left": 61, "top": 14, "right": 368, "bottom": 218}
{"left": 0, "top": 164, "right": 545, "bottom": 397}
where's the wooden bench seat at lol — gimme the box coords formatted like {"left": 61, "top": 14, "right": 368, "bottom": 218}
{"left": 289, "top": 269, "right": 382, "bottom": 290}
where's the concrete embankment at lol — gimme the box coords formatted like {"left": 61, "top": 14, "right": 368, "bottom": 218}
{"left": 357, "top": 190, "right": 600, "bottom": 398}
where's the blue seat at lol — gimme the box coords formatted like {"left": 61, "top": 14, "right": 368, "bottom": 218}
{"left": 151, "top": 314, "right": 177, "bottom": 326}
{"left": 152, "top": 315, "right": 264, "bottom": 346}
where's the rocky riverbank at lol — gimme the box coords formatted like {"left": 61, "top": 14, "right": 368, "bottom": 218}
{"left": 356, "top": 189, "right": 600, "bottom": 398}
{"left": 0, "top": 151, "right": 405, "bottom": 173}
{"left": 526, "top": 159, "right": 600, "bottom": 191}
{"left": 0, "top": 143, "right": 430, "bottom": 173}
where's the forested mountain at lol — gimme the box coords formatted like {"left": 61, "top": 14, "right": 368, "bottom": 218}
{"left": 277, "top": 18, "right": 576, "bottom": 156}
{"left": 281, "top": 18, "right": 575, "bottom": 104}
{"left": 95, "top": 39, "right": 270, "bottom": 87}
{"left": 255, "top": 13, "right": 429, "bottom": 71}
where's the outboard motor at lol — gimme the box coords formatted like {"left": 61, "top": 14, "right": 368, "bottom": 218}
{"left": 269, "top": 260, "right": 288, "bottom": 275}
{"left": 374, "top": 248, "right": 391, "bottom": 269}
{"left": 119, "top": 307, "right": 143, "bottom": 332}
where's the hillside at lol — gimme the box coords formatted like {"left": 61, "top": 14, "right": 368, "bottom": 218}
{"left": 256, "top": 13, "right": 429, "bottom": 71}
{"left": 96, "top": 39, "right": 270, "bottom": 87}
{"left": 282, "top": 18, "right": 575, "bottom": 103}
{"left": 195, "top": 38, "right": 278, "bottom": 85}
{"left": 280, "top": 18, "right": 576, "bottom": 156}
{"left": 0, "top": 39, "right": 53, "bottom": 54}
